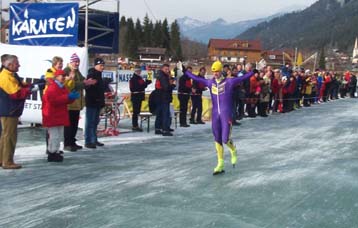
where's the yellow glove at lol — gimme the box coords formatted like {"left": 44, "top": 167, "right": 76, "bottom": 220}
{"left": 147, "top": 71, "right": 153, "bottom": 81}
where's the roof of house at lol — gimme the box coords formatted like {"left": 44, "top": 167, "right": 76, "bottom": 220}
{"left": 138, "top": 47, "right": 166, "bottom": 55}
{"left": 208, "top": 39, "right": 262, "bottom": 51}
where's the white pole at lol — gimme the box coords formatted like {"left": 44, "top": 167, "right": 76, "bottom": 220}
{"left": 116, "top": 0, "right": 120, "bottom": 94}
{"left": 282, "top": 52, "right": 285, "bottom": 66}
{"left": 0, "top": 2, "right": 2, "bottom": 43}
{"left": 85, "top": 0, "right": 89, "bottom": 48}
{"left": 117, "top": 0, "right": 120, "bottom": 15}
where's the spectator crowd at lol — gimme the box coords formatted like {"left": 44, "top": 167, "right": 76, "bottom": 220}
{"left": 0, "top": 53, "right": 357, "bottom": 169}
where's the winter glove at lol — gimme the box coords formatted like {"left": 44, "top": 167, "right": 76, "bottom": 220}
{"left": 68, "top": 91, "right": 80, "bottom": 100}
{"left": 147, "top": 71, "right": 153, "bottom": 81}
{"left": 30, "top": 84, "right": 39, "bottom": 92}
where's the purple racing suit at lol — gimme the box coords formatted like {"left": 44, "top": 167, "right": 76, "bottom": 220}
{"left": 185, "top": 71, "right": 254, "bottom": 144}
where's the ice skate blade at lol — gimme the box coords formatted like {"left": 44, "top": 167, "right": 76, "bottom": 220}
{"left": 213, "top": 170, "right": 225, "bottom": 176}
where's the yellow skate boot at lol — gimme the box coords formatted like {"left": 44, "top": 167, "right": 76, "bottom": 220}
{"left": 227, "top": 140, "right": 237, "bottom": 168}
{"left": 213, "top": 159, "right": 225, "bottom": 175}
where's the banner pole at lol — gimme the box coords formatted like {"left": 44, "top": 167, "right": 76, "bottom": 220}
{"left": 85, "top": 0, "right": 89, "bottom": 48}
{"left": 0, "top": 2, "right": 2, "bottom": 43}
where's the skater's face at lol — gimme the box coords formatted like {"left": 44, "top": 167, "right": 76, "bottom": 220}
{"left": 213, "top": 71, "right": 221, "bottom": 79}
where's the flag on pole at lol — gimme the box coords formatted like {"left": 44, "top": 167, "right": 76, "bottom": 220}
{"left": 296, "top": 52, "right": 303, "bottom": 67}
{"left": 282, "top": 52, "right": 293, "bottom": 61}
{"left": 302, "top": 52, "right": 318, "bottom": 65}
{"left": 257, "top": 58, "right": 267, "bottom": 70}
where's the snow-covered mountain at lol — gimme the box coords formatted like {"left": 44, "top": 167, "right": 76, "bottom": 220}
{"left": 176, "top": 16, "right": 208, "bottom": 32}
{"left": 177, "top": 4, "right": 308, "bottom": 44}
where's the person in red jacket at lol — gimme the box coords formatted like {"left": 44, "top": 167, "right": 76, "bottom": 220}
{"left": 321, "top": 72, "right": 332, "bottom": 102}
{"left": 42, "top": 70, "right": 79, "bottom": 162}
{"left": 248, "top": 70, "right": 261, "bottom": 117}
{"left": 271, "top": 69, "right": 282, "bottom": 113}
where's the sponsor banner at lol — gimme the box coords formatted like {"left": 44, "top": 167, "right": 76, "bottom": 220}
{"left": 102, "top": 70, "right": 116, "bottom": 82}
{"left": 0, "top": 43, "right": 88, "bottom": 124}
{"left": 117, "top": 70, "right": 156, "bottom": 94}
{"left": 9, "top": 3, "right": 79, "bottom": 46}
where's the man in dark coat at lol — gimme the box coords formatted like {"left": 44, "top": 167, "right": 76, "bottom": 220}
{"left": 129, "top": 66, "right": 152, "bottom": 131}
{"left": 154, "top": 64, "right": 176, "bottom": 136}
{"left": 84, "top": 58, "right": 106, "bottom": 149}
{"left": 190, "top": 67, "right": 206, "bottom": 124}
{"left": 178, "top": 66, "right": 192, "bottom": 127}
{"left": 349, "top": 74, "right": 357, "bottom": 98}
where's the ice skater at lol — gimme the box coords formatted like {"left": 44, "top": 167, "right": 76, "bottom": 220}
{"left": 183, "top": 61, "right": 253, "bottom": 175}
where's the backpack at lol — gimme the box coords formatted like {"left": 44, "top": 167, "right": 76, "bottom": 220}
{"left": 148, "top": 90, "right": 158, "bottom": 114}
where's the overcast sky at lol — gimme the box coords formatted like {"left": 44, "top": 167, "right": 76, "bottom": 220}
{"left": 119, "top": 0, "right": 319, "bottom": 22}
{"left": 2, "top": 0, "right": 319, "bottom": 23}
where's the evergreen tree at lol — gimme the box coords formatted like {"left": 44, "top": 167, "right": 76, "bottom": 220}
{"left": 135, "top": 18, "right": 143, "bottom": 47}
{"left": 124, "top": 18, "right": 138, "bottom": 59}
{"left": 143, "top": 14, "right": 153, "bottom": 47}
{"left": 153, "top": 20, "right": 163, "bottom": 47}
{"left": 319, "top": 47, "right": 326, "bottom": 70}
{"left": 170, "top": 20, "right": 183, "bottom": 61}
{"left": 162, "top": 19, "right": 170, "bottom": 52}
{"left": 119, "top": 16, "right": 127, "bottom": 54}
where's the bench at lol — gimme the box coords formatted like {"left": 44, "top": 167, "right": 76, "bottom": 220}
{"left": 139, "top": 111, "right": 180, "bottom": 133}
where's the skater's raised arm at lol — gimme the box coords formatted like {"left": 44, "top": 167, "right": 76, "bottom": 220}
{"left": 231, "top": 71, "right": 254, "bottom": 85}
{"left": 231, "top": 64, "right": 255, "bottom": 85}
{"left": 184, "top": 70, "right": 210, "bottom": 87}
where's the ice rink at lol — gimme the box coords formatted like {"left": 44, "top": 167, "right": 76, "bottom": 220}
{"left": 1, "top": 98, "right": 358, "bottom": 228}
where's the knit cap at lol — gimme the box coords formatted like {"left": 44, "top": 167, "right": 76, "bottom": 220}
{"left": 70, "top": 53, "right": 80, "bottom": 62}
{"left": 94, "top": 57, "right": 105, "bottom": 65}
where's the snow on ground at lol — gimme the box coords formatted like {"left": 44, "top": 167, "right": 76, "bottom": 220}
{"left": 1, "top": 98, "right": 358, "bottom": 228}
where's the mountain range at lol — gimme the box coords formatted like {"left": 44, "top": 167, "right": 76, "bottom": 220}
{"left": 177, "top": 4, "right": 308, "bottom": 44}
{"left": 238, "top": 0, "right": 358, "bottom": 51}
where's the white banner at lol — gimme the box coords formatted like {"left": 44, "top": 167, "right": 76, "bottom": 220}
{"left": 117, "top": 70, "right": 156, "bottom": 94}
{"left": 0, "top": 43, "right": 88, "bottom": 124}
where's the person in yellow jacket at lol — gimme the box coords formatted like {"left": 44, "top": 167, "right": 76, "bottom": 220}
{"left": 0, "top": 55, "right": 32, "bottom": 169}
{"left": 303, "top": 70, "right": 313, "bottom": 107}
{"left": 44, "top": 56, "right": 74, "bottom": 91}
{"left": 63, "top": 53, "right": 96, "bottom": 152}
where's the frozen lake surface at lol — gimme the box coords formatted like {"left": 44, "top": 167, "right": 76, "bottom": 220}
{"left": 1, "top": 98, "right": 358, "bottom": 228}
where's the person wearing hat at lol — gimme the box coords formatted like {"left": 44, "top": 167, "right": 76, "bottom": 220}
{"left": 183, "top": 61, "right": 254, "bottom": 175}
{"left": 84, "top": 58, "right": 106, "bottom": 148}
{"left": 42, "top": 56, "right": 74, "bottom": 155}
{"left": 63, "top": 53, "right": 96, "bottom": 152}
{"left": 42, "top": 69, "right": 79, "bottom": 162}
{"left": 129, "top": 65, "right": 152, "bottom": 132}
